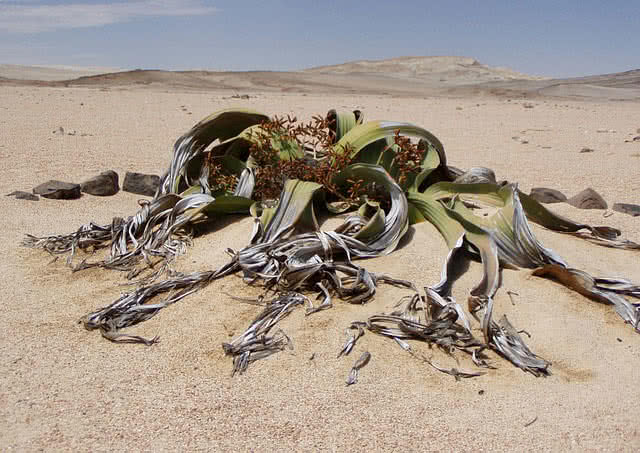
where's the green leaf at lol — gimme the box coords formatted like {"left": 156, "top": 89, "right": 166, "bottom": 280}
{"left": 333, "top": 164, "right": 408, "bottom": 254}
{"left": 210, "top": 124, "right": 304, "bottom": 164}
{"left": 189, "top": 108, "right": 270, "bottom": 143}
{"left": 166, "top": 109, "right": 269, "bottom": 193}
{"left": 327, "top": 109, "right": 363, "bottom": 143}
{"left": 201, "top": 195, "right": 254, "bottom": 216}
{"left": 351, "top": 137, "right": 393, "bottom": 165}
{"left": 334, "top": 120, "right": 446, "bottom": 168}
{"left": 406, "top": 192, "right": 464, "bottom": 248}
{"left": 354, "top": 201, "right": 386, "bottom": 243}
{"left": 422, "top": 182, "right": 505, "bottom": 206}
{"left": 262, "top": 180, "right": 324, "bottom": 242}
{"left": 216, "top": 154, "right": 247, "bottom": 176}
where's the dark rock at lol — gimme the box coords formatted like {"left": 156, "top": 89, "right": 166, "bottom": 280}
{"left": 567, "top": 188, "right": 607, "bottom": 210}
{"left": 529, "top": 187, "right": 567, "bottom": 204}
{"left": 612, "top": 203, "right": 640, "bottom": 217}
{"left": 6, "top": 191, "right": 39, "bottom": 201}
{"left": 579, "top": 147, "right": 594, "bottom": 153}
{"left": 81, "top": 170, "right": 119, "bottom": 196}
{"left": 454, "top": 167, "right": 497, "bottom": 185}
{"left": 123, "top": 172, "right": 160, "bottom": 197}
{"left": 633, "top": 136, "right": 640, "bottom": 142}
{"left": 32, "top": 180, "right": 81, "bottom": 200}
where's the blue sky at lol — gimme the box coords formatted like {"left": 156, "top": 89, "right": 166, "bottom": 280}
{"left": 0, "top": 0, "right": 638, "bottom": 77}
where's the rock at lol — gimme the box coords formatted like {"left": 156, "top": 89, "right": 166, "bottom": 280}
{"left": 123, "top": 172, "right": 160, "bottom": 197}
{"left": 81, "top": 170, "right": 119, "bottom": 196}
{"left": 6, "top": 191, "right": 39, "bottom": 201}
{"left": 454, "top": 167, "right": 497, "bottom": 185}
{"left": 579, "top": 147, "right": 594, "bottom": 153}
{"left": 634, "top": 136, "right": 640, "bottom": 142}
{"left": 612, "top": 203, "right": 640, "bottom": 217}
{"left": 567, "top": 188, "right": 607, "bottom": 210}
{"left": 32, "top": 180, "right": 81, "bottom": 200}
{"left": 529, "top": 187, "right": 567, "bottom": 204}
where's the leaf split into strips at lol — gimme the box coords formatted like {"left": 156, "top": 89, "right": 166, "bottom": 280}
{"left": 24, "top": 108, "right": 640, "bottom": 380}
{"left": 346, "top": 352, "right": 371, "bottom": 386}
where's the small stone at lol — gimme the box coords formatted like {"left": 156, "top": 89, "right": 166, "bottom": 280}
{"left": 633, "top": 136, "right": 640, "bottom": 142}
{"left": 6, "top": 191, "right": 39, "bottom": 201}
{"left": 579, "top": 147, "right": 594, "bottom": 153}
{"left": 567, "top": 188, "right": 607, "bottom": 210}
{"left": 612, "top": 203, "right": 640, "bottom": 217}
{"left": 617, "top": 338, "right": 623, "bottom": 342}
{"left": 32, "top": 180, "right": 81, "bottom": 199}
{"left": 529, "top": 187, "right": 567, "bottom": 204}
{"left": 123, "top": 172, "right": 160, "bottom": 197}
{"left": 80, "top": 170, "right": 119, "bottom": 196}
{"left": 478, "top": 390, "right": 485, "bottom": 395}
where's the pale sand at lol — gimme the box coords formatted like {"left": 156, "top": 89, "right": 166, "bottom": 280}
{"left": 1, "top": 84, "right": 640, "bottom": 451}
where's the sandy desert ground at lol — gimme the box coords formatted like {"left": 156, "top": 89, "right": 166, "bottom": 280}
{"left": 1, "top": 63, "right": 640, "bottom": 451}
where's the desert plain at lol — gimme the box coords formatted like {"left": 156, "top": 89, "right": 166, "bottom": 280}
{"left": 1, "top": 59, "right": 640, "bottom": 451}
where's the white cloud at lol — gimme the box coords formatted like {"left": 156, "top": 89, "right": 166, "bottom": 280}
{"left": 0, "top": 1, "right": 218, "bottom": 33}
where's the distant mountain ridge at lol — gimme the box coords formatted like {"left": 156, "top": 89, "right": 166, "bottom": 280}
{"left": 304, "top": 56, "right": 546, "bottom": 82}
{"left": 0, "top": 64, "right": 123, "bottom": 81}
{"left": 1, "top": 57, "right": 638, "bottom": 100}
